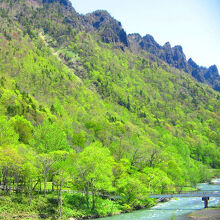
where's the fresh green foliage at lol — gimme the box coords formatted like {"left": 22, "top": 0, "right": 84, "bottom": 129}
{"left": 0, "top": 0, "right": 219, "bottom": 219}
{"left": 0, "top": 116, "right": 19, "bottom": 145}
{"left": 32, "top": 121, "right": 69, "bottom": 153}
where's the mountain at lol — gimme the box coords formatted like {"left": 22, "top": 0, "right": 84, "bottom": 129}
{"left": 128, "top": 33, "right": 220, "bottom": 91}
{"left": 86, "top": 10, "right": 129, "bottom": 48}
{"left": 0, "top": 0, "right": 220, "bottom": 219}
{"left": 2, "top": 0, "right": 219, "bottom": 92}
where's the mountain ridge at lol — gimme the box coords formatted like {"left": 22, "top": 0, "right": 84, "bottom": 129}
{"left": 3, "top": 0, "right": 219, "bottom": 93}
{"left": 79, "top": 1, "right": 220, "bottom": 91}
{"left": 128, "top": 33, "right": 220, "bottom": 91}
{"left": 85, "top": 6, "right": 220, "bottom": 92}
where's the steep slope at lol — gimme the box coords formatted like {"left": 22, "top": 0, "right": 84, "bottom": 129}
{"left": 128, "top": 33, "right": 220, "bottom": 91}
{"left": 0, "top": 0, "right": 220, "bottom": 218}
{"left": 1, "top": 0, "right": 219, "bottom": 92}
{"left": 1, "top": 0, "right": 219, "bottom": 171}
{"left": 86, "top": 10, "right": 129, "bottom": 48}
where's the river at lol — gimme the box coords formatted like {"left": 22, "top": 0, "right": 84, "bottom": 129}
{"left": 99, "top": 179, "right": 220, "bottom": 220}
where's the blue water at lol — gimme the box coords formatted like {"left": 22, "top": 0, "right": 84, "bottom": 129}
{"left": 99, "top": 179, "right": 220, "bottom": 220}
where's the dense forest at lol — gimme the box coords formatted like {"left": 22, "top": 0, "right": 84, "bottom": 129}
{"left": 0, "top": 0, "right": 220, "bottom": 219}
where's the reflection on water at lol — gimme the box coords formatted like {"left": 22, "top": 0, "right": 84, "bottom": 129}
{"left": 99, "top": 179, "right": 220, "bottom": 220}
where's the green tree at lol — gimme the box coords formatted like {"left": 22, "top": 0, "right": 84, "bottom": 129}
{"left": 0, "top": 116, "right": 18, "bottom": 146}
{"left": 32, "top": 121, "right": 69, "bottom": 153}
{"left": 142, "top": 167, "right": 174, "bottom": 194}
{"left": 72, "top": 142, "right": 114, "bottom": 211}
{"left": 37, "top": 151, "right": 68, "bottom": 197}
{"left": 53, "top": 151, "right": 71, "bottom": 219}
{"left": 10, "top": 116, "right": 33, "bottom": 144}
{"left": 0, "top": 145, "right": 24, "bottom": 193}
{"left": 19, "top": 144, "right": 38, "bottom": 204}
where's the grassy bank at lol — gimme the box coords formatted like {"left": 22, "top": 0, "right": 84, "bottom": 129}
{"left": 0, "top": 183, "right": 206, "bottom": 219}
{"left": 0, "top": 175, "right": 218, "bottom": 219}
{"left": 0, "top": 193, "right": 119, "bottom": 219}
{"left": 0, "top": 191, "right": 156, "bottom": 219}
{"left": 210, "top": 169, "right": 220, "bottom": 179}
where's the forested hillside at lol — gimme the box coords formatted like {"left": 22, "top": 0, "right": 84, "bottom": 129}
{"left": 0, "top": 0, "right": 220, "bottom": 219}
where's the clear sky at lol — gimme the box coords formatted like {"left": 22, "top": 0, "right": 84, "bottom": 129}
{"left": 70, "top": 0, "right": 220, "bottom": 71}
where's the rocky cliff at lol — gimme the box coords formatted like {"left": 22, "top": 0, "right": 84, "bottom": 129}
{"left": 128, "top": 34, "right": 220, "bottom": 91}
{"left": 86, "top": 10, "right": 129, "bottom": 48}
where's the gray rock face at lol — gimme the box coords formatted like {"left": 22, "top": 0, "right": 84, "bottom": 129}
{"left": 42, "top": 0, "right": 72, "bottom": 7}
{"left": 204, "top": 65, "right": 219, "bottom": 81}
{"left": 140, "top": 34, "right": 161, "bottom": 52}
{"left": 128, "top": 34, "right": 220, "bottom": 91}
{"left": 86, "top": 10, "right": 129, "bottom": 48}
{"left": 131, "top": 34, "right": 188, "bottom": 71}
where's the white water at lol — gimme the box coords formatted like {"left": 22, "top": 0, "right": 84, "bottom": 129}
{"left": 99, "top": 179, "right": 220, "bottom": 220}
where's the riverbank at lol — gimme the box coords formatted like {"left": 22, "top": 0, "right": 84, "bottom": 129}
{"left": 0, "top": 191, "right": 156, "bottom": 220}
{"left": 186, "top": 208, "right": 220, "bottom": 220}
{"left": 186, "top": 200, "right": 220, "bottom": 220}
{"left": 98, "top": 179, "right": 220, "bottom": 220}
{"left": 1, "top": 179, "right": 219, "bottom": 219}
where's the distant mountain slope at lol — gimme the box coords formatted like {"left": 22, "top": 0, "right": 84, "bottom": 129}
{"left": 128, "top": 33, "right": 220, "bottom": 91}
{"left": 84, "top": 7, "right": 220, "bottom": 91}
{"left": 1, "top": 0, "right": 219, "bottom": 92}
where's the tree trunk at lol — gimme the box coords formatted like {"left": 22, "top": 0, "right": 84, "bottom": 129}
{"left": 57, "top": 184, "right": 60, "bottom": 204}
{"left": 12, "top": 179, "right": 15, "bottom": 192}
{"left": 32, "top": 179, "right": 39, "bottom": 191}
{"left": 39, "top": 179, "right": 42, "bottom": 193}
{"left": 5, "top": 177, "right": 9, "bottom": 194}
{"left": 16, "top": 180, "right": 19, "bottom": 194}
{"left": 92, "top": 190, "right": 95, "bottom": 211}
{"left": 3, "top": 168, "right": 8, "bottom": 192}
{"left": 52, "top": 178, "right": 54, "bottom": 192}
{"left": 8, "top": 177, "right": 11, "bottom": 195}
{"left": 44, "top": 174, "right": 47, "bottom": 197}
{"left": 28, "top": 180, "right": 32, "bottom": 205}
{"left": 59, "top": 179, "right": 63, "bottom": 219}
{"left": 28, "top": 192, "right": 32, "bottom": 205}
{"left": 85, "top": 186, "right": 89, "bottom": 209}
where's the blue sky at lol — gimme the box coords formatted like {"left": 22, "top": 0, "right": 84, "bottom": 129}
{"left": 70, "top": 0, "right": 220, "bottom": 71}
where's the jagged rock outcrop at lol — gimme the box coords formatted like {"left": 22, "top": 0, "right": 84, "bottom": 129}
{"left": 42, "top": 0, "right": 72, "bottom": 8}
{"left": 129, "top": 34, "right": 188, "bottom": 71}
{"left": 128, "top": 33, "right": 220, "bottom": 91}
{"left": 140, "top": 34, "right": 161, "bottom": 53}
{"left": 187, "top": 58, "right": 205, "bottom": 82}
{"left": 128, "top": 33, "right": 142, "bottom": 52}
{"left": 129, "top": 34, "right": 188, "bottom": 70}
{"left": 187, "top": 59, "right": 220, "bottom": 90}
{"left": 204, "top": 65, "right": 219, "bottom": 81}
{"left": 86, "top": 10, "right": 129, "bottom": 48}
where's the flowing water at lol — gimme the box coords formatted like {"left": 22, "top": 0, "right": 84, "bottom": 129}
{"left": 99, "top": 179, "right": 220, "bottom": 220}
